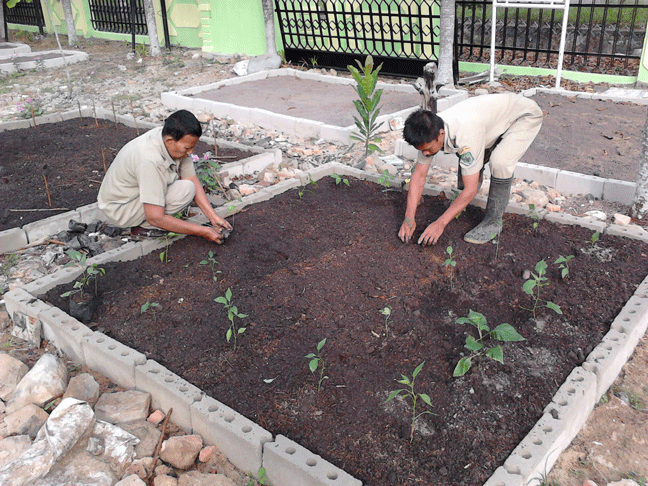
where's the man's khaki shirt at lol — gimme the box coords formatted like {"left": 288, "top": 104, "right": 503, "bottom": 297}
{"left": 97, "top": 127, "right": 196, "bottom": 227}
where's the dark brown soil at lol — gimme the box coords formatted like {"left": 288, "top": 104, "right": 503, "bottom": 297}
{"left": 45, "top": 177, "right": 648, "bottom": 486}
{"left": 0, "top": 118, "right": 253, "bottom": 231}
{"left": 523, "top": 92, "right": 647, "bottom": 182}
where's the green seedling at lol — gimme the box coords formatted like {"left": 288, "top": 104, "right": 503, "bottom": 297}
{"left": 60, "top": 250, "right": 106, "bottom": 298}
{"left": 379, "top": 305, "right": 392, "bottom": 333}
{"left": 522, "top": 260, "right": 562, "bottom": 317}
{"left": 159, "top": 232, "right": 180, "bottom": 264}
{"left": 200, "top": 250, "right": 221, "bottom": 281}
{"left": 246, "top": 467, "right": 267, "bottom": 485}
{"left": 377, "top": 169, "right": 394, "bottom": 187}
{"left": 385, "top": 361, "right": 434, "bottom": 442}
{"left": 528, "top": 203, "right": 541, "bottom": 231}
{"left": 454, "top": 310, "right": 525, "bottom": 377}
{"left": 554, "top": 254, "right": 574, "bottom": 279}
{"left": 347, "top": 55, "right": 385, "bottom": 156}
{"left": 590, "top": 230, "right": 600, "bottom": 247}
{"left": 444, "top": 246, "right": 457, "bottom": 289}
{"left": 489, "top": 219, "right": 505, "bottom": 259}
{"left": 449, "top": 190, "right": 467, "bottom": 220}
{"left": 215, "top": 288, "right": 247, "bottom": 348}
{"left": 195, "top": 157, "right": 222, "bottom": 194}
{"left": 305, "top": 338, "right": 329, "bottom": 392}
{"left": 331, "top": 173, "right": 350, "bottom": 186}
{"left": 140, "top": 301, "right": 160, "bottom": 321}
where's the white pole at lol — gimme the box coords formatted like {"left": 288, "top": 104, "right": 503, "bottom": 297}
{"left": 490, "top": 0, "right": 498, "bottom": 83}
{"left": 555, "top": 0, "right": 570, "bottom": 88}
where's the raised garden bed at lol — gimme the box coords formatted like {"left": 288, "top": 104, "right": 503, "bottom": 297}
{"left": 44, "top": 176, "right": 648, "bottom": 486}
{"left": 0, "top": 117, "right": 256, "bottom": 233}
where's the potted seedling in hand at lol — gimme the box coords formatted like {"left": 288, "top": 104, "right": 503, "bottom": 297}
{"left": 60, "top": 249, "right": 106, "bottom": 324}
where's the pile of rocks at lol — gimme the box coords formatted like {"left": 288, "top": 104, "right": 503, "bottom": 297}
{"left": 0, "top": 350, "right": 255, "bottom": 486}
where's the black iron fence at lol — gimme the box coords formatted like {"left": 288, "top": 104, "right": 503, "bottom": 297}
{"left": 88, "top": 0, "right": 147, "bottom": 35}
{"left": 456, "top": 0, "right": 647, "bottom": 76}
{"left": 275, "top": 0, "right": 442, "bottom": 77}
{"left": 3, "top": 0, "right": 45, "bottom": 34}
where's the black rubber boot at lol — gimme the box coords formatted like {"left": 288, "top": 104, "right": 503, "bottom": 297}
{"left": 463, "top": 176, "right": 513, "bottom": 244}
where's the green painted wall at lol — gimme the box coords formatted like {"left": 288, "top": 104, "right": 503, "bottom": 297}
{"left": 205, "top": 0, "right": 266, "bottom": 55}
{"left": 638, "top": 21, "right": 648, "bottom": 85}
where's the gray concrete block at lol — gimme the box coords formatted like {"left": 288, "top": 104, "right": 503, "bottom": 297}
{"left": 39, "top": 306, "right": 93, "bottom": 365}
{"left": 605, "top": 223, "right": 648, "bottom": 242}
{"left": 138, "top": 233, "right": 184, "bottom": 258}
{"left": 263, "top": 435, "right": 362, "bottom": 486}
{"left": 422, "top": 184, "right": 446, "bottom": 197}
{"left": 82, "top": 332, "right": 147, "bottom": 389}
{"left": 542, "top": 367, "right": 597, "bottom": 438}
{"left": 319, "top": 124, "right": 352, "bottom": 145}
{"left": 242, "top": 152, "right": 281, "bottom": 175}
{"left": 514, "top": 163, "right": 559, "bottom": 187}
{"left": 543, "top": 212, "right": 607, "bottom": 232}
{"left": 87, "top": 241, "right": 143, "bottom": 265}
{"left": 191, "top": 395, "right": 272, "bottom": 475}
{"left": 77, "top": 203, "right": 107, "bottom": 223}
{"left": 20, "top": 266, "right": 84, "bottom": 298}
{"left": 3, "top": 287, "right": 41, "bottom": 322}
{"left": 482, "top": 466, "right": 524, "bottom": 486}
{"left": 503, "top": 413, "right": 571, "bottom": 480}
{"left": 0, "top": 119, "right": 31, "bottom": 131}
{"left": 603, "top": 179, "right": 635, "bottom": 205}
{"left": 308, "top": 164, "right": 345, "bottom": 181}
{"left": 227, "top": 104, "right": 253, "bottom": 123}
{"left": 394, "top": 139, "right": 417, "bottom": 160}
{"left": 23, "top": 210, "right": 81, "bottom": 243}
{"left": 555, "top": 171, "right": 605, "bottom": 198}
{"left": 609, "top": 276, "right": 648, "bottom": 343}
{"left": 134, "top": 360, "right": 204, "bottom": 433}
{"left": 0, "top": 227, "right": 28, "bottom": 255}
{"left": 294, "top": 119, "right": 324, "bottom": 139}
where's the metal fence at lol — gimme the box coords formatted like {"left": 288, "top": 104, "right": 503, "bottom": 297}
{"left": 456, "top": 0, "right": 647, "bottom": 76}
{"left": 88, "top": 0, "right": 147, "bottom": 35}
{"left": 275, "top": 0, "right": 442, "bottom": 77}
{"left": 3, "top": 0, "right": 45, "bottom": 34}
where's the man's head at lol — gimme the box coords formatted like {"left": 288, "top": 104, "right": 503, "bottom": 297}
{"left": 403, "top": 109, "right": 445, "bottom": 157}
{"left": 162, "top": 110, "right": 202, "bottom": 160}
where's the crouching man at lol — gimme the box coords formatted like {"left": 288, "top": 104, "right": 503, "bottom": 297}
{"left": 398, "top": 92, "right": 543, "bottom": 246}
{"left": 98, "top": 110, "right": 231, "bottom": 242}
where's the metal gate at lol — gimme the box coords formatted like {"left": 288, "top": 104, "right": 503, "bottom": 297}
{"left": 88, "top": 0, "right": 147, "bottom": 35}
{"left": 455, "top": 0, "right": 647, "bottom": 76}
{"left": 3, "top": 0, "right": 45, "bottom": 34}
{"left": 275, "top": 0, "right": 442, "bottom": 77}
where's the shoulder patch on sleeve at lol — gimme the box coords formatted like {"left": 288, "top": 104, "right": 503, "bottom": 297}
{"left": 458, "top": 146, "right": 475, "bottom": 168}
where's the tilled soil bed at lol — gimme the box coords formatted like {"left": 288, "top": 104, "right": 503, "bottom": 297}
{"left": 0, "top": 118, "right": 253, "bottom": 231}
{"left": 46, "top": 177, "right": 648, "bottom": 486}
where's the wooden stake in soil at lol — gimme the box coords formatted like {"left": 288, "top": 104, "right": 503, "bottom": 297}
{"left": 31, "top": 105, "right": 37, "bottom": 128}
{"left": 146, "top": 408, "right": 172, "bottom": 486}
{"left": 43, "top": 174, "right": 52, "bottom": 207}
{"left": 101, "top": 149, "right": 107, "bottom": 173}
{"left": 92, "top": 100, "right": 99, "bottom": 128}
{"left": 111, "top": 100, "right": 118, "bottom": 129}
{"left": 210, "top": 119, "right": 218, "bottom": 157}
{"left": 77, "top": 100, "right": 83, "bottom": 119}
{"left": 130, "top": 101, "right": 140, "bottom": 136}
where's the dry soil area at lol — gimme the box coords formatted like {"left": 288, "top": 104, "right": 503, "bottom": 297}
{"left": 1, "top": 32, "right": 647, "bottom": 486}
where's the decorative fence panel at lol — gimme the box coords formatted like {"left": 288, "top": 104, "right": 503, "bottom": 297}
{"left": 3, "top": 0, "right": 46, "bottom": 34}
{"left": 275, "top": 0, "right": 443, "bottom": 77}
{"left": 455, "top": 0, "right": 647, "bottom": 76}
{"left": 88, "top": 0, "right": 147, "bottom": 35}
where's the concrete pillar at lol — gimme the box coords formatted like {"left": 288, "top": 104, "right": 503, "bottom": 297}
{"left": 637, "top": 21, "right": 648, "bottom": 86}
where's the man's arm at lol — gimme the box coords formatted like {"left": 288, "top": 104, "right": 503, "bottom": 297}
{"left": 143, "top": 204, "right": 225, "bottom": 243}
{"left": 185, "top": 175, "right": 232, "bottom": 231}
{"left": 417, "top": 172, "right": 480, "bottom": 246}
{"left": 398, "top": 161, "right": 431, "bottom": 243}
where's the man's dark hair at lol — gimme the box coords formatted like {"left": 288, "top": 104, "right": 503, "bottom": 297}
{"left": 162, "top": 110, "right": 202, "bottom": 140}
{"left": 403, "top": 109, "right": 444, "bottom": 147}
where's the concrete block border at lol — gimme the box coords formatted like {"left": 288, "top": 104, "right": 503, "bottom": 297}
{"left": 161, "top": 68, "right": 469, "bottom": 145}
{"left": 5, "top": 162, "right": 648, "bottom": 485}
{"left": 0, "top": 49, "right": 89, "bottom": 74}
{"left": 0, "top": 110, "right": 281, "bottom": 256}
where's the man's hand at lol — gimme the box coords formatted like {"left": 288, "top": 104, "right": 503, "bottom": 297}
{"left": 210, "top": 214, "right": 232, "bottom": 232}
{"left": 202, "top": 225, "right": 226, "bottom": 244}
{"left": 398, "top": 217, "right": 416, "bottom": 243}
{"left": 418, "top": 220, "right": 446, "bottom": 246}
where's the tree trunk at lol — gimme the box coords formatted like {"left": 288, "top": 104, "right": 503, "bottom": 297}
{"left": 261, "top": 0, "right": 277, "bottom": 55}
{"left": 632, "top": 112, "right": 648, "bottom": 219}
{"left": 437, "top": 0, "right": 455, "bottom": 87}
{"left": 61, "top": 0, "right": 78, "bottom": 46}
{"left": 143, "top": 0, "right": 161, "bottom": 57}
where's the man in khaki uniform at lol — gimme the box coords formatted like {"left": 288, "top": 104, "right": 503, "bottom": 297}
{"left": 398, "top": 92, "right": 543, "bottom": 246}
{"left": 98, "top": 110, "right": 231, "bottom": 242}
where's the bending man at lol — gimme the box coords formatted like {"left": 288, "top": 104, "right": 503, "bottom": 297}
{"left": 98, "top": 110, "right": 231, "bottom": 242}
{"left": 398, "top": 92, "right": 542, "bottom": 246}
